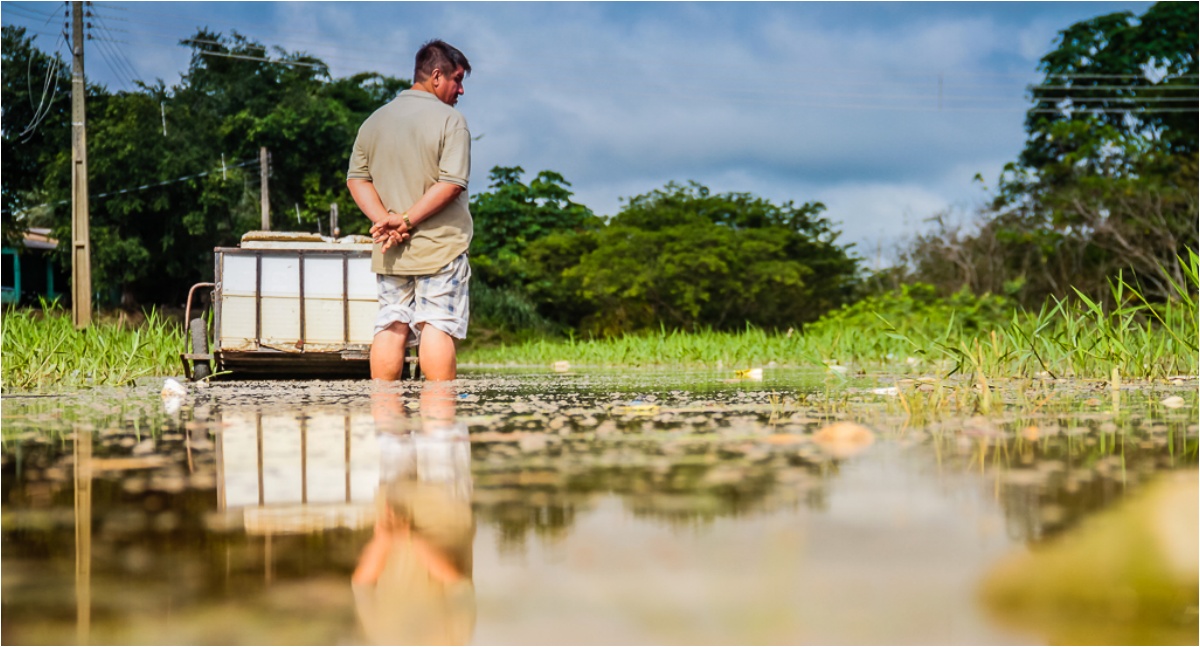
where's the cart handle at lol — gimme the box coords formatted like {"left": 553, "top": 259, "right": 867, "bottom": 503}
{"left": 184, "top": 282, "right": 216, "bottom": 330}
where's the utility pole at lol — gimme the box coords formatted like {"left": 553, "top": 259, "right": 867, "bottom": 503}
{"left": 259, "top": 146, "right": 270, "bottom": 230}
{"left": 70, "top": 1, "right": 92, "bottom": 328}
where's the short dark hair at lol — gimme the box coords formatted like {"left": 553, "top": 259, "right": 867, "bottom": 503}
{"left": 414, "top": 39, "right": 471, "bottom": 82}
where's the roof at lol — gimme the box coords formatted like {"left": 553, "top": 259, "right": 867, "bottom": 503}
{"left": 18, "top": 228, "right": 58, "bottom": 251}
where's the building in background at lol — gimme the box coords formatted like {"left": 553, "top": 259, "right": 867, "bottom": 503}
{"left": 2, "top": 228, "right": 64, "bottom": 305}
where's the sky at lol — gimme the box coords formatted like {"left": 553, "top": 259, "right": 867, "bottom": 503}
{"left": 3, "top": 1, "right": 1152, "bottom": 261}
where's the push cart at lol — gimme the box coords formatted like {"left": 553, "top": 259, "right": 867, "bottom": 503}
{"left": 181, "top": 231, "right": 417, "bottom": 380}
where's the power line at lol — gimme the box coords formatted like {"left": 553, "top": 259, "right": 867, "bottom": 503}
{"left": 91, "top": 1, "right": 345, "bottom": 42}
{"left": 1033, "top": 96, "right": 1199, "bottom": 104}
{"left": 1029, "top": 108, "right": 1198, "bottom": 114}
{"left": 2, "top": 157, "right": 261, "bottom": 217}
{"left": 183, "top": 37, "right": 266, "bottom": 52}
{"left": 1031, "top": 84, "right": 1200, "bottom": 91}
{"left": 97, "top": 10, "right": 402, "bottom": 67}
{"left": 89, "top": 7, "right": 144, "bottom": 88}
{"left": 60, "top": 9, "right": 1200, "bottom": 95}
{"left": 4, "top": 4, "right": 60, "bottom": 20}
{"left": 9, "top": 5, "right": 1197, "bottom": 116}
{"left": 118, "top": 26, "right": 406, "bottom": 72}
{"left": 26, "top": 2, "right": 1200, "bottom": 87}
{"left": 194, "top": 49, "right": 327, "bottom": 70}
{"left": 87, "top": 30, "right": 138, "bottom": 89}
{"left": 17, "top": 28, "right": 68, "bottom": 142}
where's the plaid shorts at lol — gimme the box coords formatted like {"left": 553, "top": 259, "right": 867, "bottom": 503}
{"left": 374, "top": 253, "right": 470, "bottom": 347}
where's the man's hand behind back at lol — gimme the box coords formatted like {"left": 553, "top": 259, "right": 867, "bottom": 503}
{"left": 371, "top": 214, "right": 411, "bottom": 252}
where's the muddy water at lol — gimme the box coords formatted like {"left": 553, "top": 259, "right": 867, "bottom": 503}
{"left": 1, "top": 370, "right": 1196, "bottom": 645}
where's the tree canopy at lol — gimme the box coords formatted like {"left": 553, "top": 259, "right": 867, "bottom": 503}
{"left": 898, "top": 2, "right": 1198, "bottom": 307}
{"left": 2, "top": 28, "right": 408, "bottom": 305}
{"left": 523, "top": 182, "right": 861, "bottom": 335}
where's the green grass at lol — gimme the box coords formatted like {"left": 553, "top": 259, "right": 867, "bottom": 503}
{"left": 1, "top": 302, "right": 186, "bottom": 391}
{"left": 463, "top": 252, "right": 1200, "bottom": 381}
{"left": 4, "top": 254, "right": 1195, "bottom": 389}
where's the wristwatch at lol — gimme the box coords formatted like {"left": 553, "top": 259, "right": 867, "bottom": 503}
{"left": 386, "top": 209, "right": 415, "bottom": 232}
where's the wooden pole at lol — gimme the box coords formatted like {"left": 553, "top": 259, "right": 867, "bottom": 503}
{"left": 260, "top": 146, "right": 270, "bottom": 230}
{"left": 70, "top": 1, "right": 92, "bottom": 328}
{"left": 74, "top": 425, "right": 93, "bottom": 644}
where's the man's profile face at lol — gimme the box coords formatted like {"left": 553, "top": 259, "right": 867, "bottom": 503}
{"left": 433, "top": 66, "right": 466, "bottom": 106}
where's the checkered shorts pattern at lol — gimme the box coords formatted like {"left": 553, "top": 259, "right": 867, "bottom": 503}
{"left": 374, "top": 253, "right": 470, "bottom": 346}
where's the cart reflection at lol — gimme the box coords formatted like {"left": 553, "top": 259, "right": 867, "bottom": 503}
{"left": 207, "top": 383, "right": 475, "bottom": 644}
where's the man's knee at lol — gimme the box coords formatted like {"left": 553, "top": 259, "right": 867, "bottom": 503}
{"left": 377, "top": 320, "right": 410, "bottom": 337}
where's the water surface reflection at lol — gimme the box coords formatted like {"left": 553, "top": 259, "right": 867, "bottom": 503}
{"left": 354, "top": 385, "right": 475, "bottom": 645}
{"left": 1, "top": 372, "right": 1195, "bottom": 644}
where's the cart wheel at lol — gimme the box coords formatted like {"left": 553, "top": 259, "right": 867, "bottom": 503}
{"left": 189, "top": 318, "right": 212, "bottom": 381}
{"left": 404, "top": 346, "right": 421, "bottom": 380}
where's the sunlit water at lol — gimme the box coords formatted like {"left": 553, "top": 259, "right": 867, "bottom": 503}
{"left": 2, "top": 369, "right": 1196, "bottom": 645}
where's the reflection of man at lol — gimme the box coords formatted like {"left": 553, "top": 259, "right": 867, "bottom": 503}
{"left": 354, "top": 383, "right": 474, "bottom": 645}
{"left": 347, "top": 40, "right": 473, "bottom": 382}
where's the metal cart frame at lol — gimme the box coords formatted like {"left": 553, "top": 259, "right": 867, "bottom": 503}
{"left": 180, "top": 244, "right": 417, "bottom": 380}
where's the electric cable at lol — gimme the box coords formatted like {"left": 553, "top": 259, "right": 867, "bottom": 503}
{"left": 1, "top": 157, "right": 262, "bottom": 217}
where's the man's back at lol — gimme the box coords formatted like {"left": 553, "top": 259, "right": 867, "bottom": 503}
{"left": 349, "top": 89, "right": 473, "bottom": 275}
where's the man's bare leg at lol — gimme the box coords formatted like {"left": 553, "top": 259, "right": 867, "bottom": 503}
{"left": 371, "top": 321, "right": 410, "bottom": 380}
{"left": 417, "top": 324, "right": 457, "bottom": 381}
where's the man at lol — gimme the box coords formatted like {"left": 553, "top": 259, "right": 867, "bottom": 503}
{"left": 347, "top": 40, "right": 473, "bottom": 381}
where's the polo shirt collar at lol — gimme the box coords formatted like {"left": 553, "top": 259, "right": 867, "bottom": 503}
{"left": 400, "top": 89, "right": 438, "bottom": 101}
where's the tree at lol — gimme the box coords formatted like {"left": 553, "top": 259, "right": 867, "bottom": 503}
{"left": 10, "top": 29, "right": 410, "bottom": 306}
{"left": 178, "top": 30, "right": 409, "bottom": 239}
{"left": 1021, "top": 2, "right": 1197, "bottom": 171}
{"left": 902, "top": 3, "right": 1198, "bottom": 307}
{"left": 469, "top": 166, "right": 599, "bottom": 289}
{"left": 526, "top": 181, "right": 860, "bottom": 335}
{"left": 1, "top": 27, "right": 73, "bottom": 245}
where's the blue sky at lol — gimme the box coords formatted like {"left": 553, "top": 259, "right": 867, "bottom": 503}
{"left": 3, "top": 1, "right": 1150, "bottom": 258}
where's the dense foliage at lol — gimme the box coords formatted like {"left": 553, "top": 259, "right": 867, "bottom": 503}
{"left": 805, "top": 283, "right": 1015, "bottom": 341}
{"left": 466, "top": 166, "right": 600, "bottom": 338}
{"left": 893, "top": 2, "right": 1198, "bottom": 309}
{"left": 521, "top": 182, "right": 860, "bottom": 335}
{"left": 2, "top": 27, "right": 408, "bottom": 306}
{"left": 1, "top": 27, "right": 73, "bottom": 245}
{"left": 468, "top": 165, "right": 599, "bottom": 292}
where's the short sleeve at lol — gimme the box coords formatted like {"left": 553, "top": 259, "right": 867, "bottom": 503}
{"left": 347, "top": 126, "right": 373, "bottom": 180}
{"left": 438, "top": 116, "right": 471, "bottom": 189}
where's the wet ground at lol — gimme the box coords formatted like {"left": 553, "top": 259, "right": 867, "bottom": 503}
{"left": 2, "top": 369, "right": 1197, "bottom": 645}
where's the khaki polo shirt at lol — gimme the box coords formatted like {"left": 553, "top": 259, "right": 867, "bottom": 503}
{"left": 348, "top": 89, "right": 473, "bottom": 275}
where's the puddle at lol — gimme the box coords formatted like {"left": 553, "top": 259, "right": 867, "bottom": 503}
{"left": 1, "top": 370, "right": 1196, "bottom": 644}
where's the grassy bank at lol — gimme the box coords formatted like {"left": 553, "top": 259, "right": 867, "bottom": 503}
{"left": 3, "top": 256, "right": 1195, "bottom": 389}
{"left": 1, "top": 305, "right": 185, "bottom": 391}
{"left": 464, "top": 255, "right": 1199, "bottom": 381}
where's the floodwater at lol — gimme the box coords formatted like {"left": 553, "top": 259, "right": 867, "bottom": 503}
{"left": 2, "top": 369, "right": 1196, "bottom": 645}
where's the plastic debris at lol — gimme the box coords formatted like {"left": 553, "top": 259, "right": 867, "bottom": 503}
{"left": 161, "top": 378, "right": 186, "bottom": 415}
{"left": 1161, "top": 396, "right": 1187, "bottom": 409}
{"left": 161, "top": 378, "right": 187, "bottom": 399}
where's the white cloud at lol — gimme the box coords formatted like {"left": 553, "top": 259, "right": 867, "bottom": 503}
{"left": 9, "top": 0, "right": 1130, "bottom": 257}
